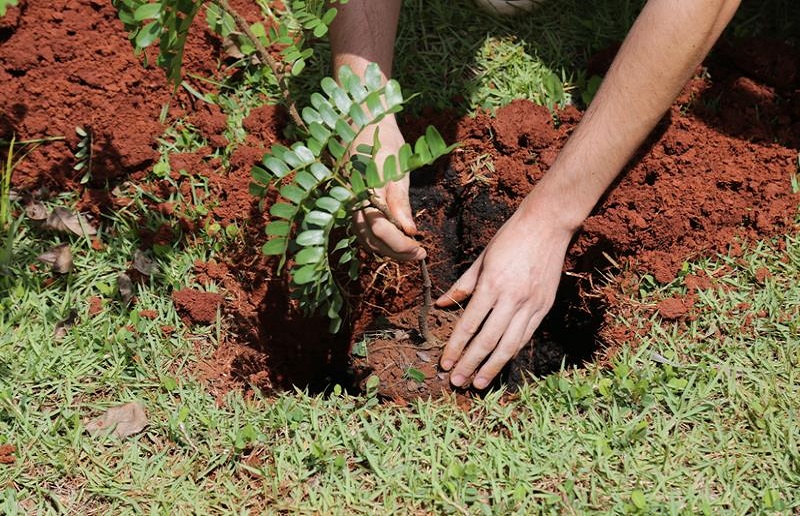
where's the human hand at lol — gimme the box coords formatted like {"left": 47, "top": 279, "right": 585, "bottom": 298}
{"left": 352, "top": 116, "right": 426, "bottom": 261}
{"left": 435, "top": 195, "right": 575, "bottom": 389}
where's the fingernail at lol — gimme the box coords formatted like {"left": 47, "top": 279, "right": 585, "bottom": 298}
{"left": 440, "top": 359, "right": 453, "bottom": 370}
{"left": 473, "top": 377, "right": 489, "bottom": 389}
{"left": 450, "top": 373, "right": 465, "bottom": 387}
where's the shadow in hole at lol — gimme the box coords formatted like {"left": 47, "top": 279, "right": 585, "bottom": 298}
{"left": 504, "top": 274, "right": 605, "bottom": 387}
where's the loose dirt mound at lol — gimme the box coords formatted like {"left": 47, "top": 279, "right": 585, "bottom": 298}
{"left": 2, "top": 3, "right": 797, "bottom": 398}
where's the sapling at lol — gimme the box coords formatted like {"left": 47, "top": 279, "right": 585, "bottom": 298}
{"left": 115, "top": 0, "right": 456, "bottom": 338}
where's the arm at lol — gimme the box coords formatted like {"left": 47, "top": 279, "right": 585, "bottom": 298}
{"left": 437, "top": 0, "right": 741, "bottom": 389}
{"left": 329, "top": 0, "right": 425, "bottom": 261}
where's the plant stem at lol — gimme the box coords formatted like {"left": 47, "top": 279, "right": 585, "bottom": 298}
{"left": 369, "top": 192, "right": 436, "bottom": 345}
{"left": 418, "top": 258, "right": 434, "bottom": 344}
{"left": 214, "top": 0, "right": 306, "bottom": 130}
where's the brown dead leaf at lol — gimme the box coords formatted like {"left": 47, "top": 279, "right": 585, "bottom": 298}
{"left": 222, "top": 34, "right": 245, "bottom": 59}
{"left": 36, "top": 244, "right": 73, "bottom": 274}
{"left": 24, "top": 201, "right": 48, "bottom": 221}
{"left": 132, "top": 249, "right": 157, "bottom": 276}
{"left": 54, "top": 308, "right": 79, "bottom": 339}
{"left": 44, "top": 207, "right": 97, "bottom": 237}
{"left": 117, "top": 272, "right": 134, "bottom": 305}
{"left": 85, "top": 401, "right": 148, "bottom": 439}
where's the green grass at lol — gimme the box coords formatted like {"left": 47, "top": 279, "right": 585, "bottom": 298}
{"left": 1, "top": 216, "right": 798, "bottom": 512}
{"left": 1, "top": 0, "right": 799, "bottom": 512}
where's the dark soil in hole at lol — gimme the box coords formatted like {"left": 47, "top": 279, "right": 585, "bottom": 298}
{"left": 2, "top": 3, "right": 798, "bottom": 400}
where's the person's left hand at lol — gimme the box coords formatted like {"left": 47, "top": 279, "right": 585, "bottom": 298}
{"left": 435, "top": 195, "right": 575, "bottom": 389}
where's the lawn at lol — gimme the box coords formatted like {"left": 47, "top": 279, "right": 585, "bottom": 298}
{"left": 1, "top": 0, "right": 799, "bottom": 513}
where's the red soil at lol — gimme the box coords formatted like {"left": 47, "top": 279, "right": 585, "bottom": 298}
{"left": 2, "top": 2, "right": 797, "bottom": 396}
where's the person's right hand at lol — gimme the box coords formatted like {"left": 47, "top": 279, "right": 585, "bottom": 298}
{"left": 352, "top": 116, "right": 426, "bottom": 262}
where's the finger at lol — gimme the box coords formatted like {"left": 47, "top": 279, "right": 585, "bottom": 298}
{"left": 435, "top": 255, "right": 483, "bottom": 307}
{"left": 439, "top": 286, "right": 496, "bottom": 372}
{"left": 447, "top": 301, "right": 516, "bottom": 388}
{"left": 386, "top": 180, "right": 417, "bottom": 236}
{"left": 354, "top": 209, "right": 425, "bottom": 261}
{"left": 472, "top": 311, "right": 531, "bottom": 389}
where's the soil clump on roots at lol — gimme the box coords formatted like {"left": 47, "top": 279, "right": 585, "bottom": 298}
{"left": 1, "top": 4, "right": 797, "bottom": 400}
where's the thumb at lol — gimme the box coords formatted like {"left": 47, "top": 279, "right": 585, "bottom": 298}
{"left": 435, "top": 255, "right": 482, "bottom": 307}
{"left": 386, "top": 182, "right": 416, "bottom": 236}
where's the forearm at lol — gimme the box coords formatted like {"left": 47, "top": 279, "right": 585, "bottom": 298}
{"left": 529, "top": 0, "right": 740, "bottom": 231}
{"left": 329, "top": 0, "right": 402, "bottom": 83}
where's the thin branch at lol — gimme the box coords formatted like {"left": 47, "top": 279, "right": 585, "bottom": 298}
{"left": 214, "top": 0, "right": 305, "bottom": 129}
{"left": 367, "top": 192, "right": 436, "bottom": 345}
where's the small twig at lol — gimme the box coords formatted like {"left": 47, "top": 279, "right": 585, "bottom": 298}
{"left": 418, "top": 259, "right": 435, "bottom": 344}
{"left": 214, "top": 0, "right": 305, "bottom": 130}
{"left": 368, "top": 192, "right": 436, "bottom": 345}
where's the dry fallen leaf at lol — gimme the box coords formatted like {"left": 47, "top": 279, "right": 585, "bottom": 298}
{"left": 36, "top": 243, "right": 73, "bottom": 274}
{"left": 44, "top": 207, "right": 97, "bottom": 237}
{"left": 117, "top": 272, "right": 134, "bottom": 305}
{"left": 54, "top": 308, "right": 79, "bottom": 339}
{"left": 132, "top": 249, "right": 158, "bottom": 276}
{"left": 85, "top": 401, "right": 148, "bottom": 439}
{"left": 25, "top": 201, "right": 48, "bottom": 221}
{"left": 8, "top": 190, "right": 22, "bottom": 202}
{"left": 222, "top": 34, "right": 245, "bottom": 59}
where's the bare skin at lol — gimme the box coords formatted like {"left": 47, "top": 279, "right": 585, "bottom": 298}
{"left": 331, "top": 0, "right": 741, "bottom": 389}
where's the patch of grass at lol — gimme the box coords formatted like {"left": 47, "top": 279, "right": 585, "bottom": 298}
{"left": 2, "top": 195, "right": 797, "bottom": 511}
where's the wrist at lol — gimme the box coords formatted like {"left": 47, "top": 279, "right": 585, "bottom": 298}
{"left": 517, "top": 173, "right": 590, "bottom": 237}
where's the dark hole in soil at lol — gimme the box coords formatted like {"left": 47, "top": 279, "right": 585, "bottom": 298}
{"left": 503, "top": 274, "right": 605, "bottom": 389}
{"left": 0, "top": 28, "right": 14, "bottom": 44}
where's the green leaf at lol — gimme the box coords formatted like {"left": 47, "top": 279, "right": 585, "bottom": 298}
{"left": 135, "top": 21, "right": 161, "bottom": 48}
{"left": 348, "top": 104, "right": 369, "bottom": 129}
{"left": 291, "top": 59, "right": 306, "bottom": 76}
{"left": 294, "top": 171, "right": 317, "bottom": 191}
{"left": 293, "top": 145, "right": 315, "bottom": 164}
{"left": 425, "top": 126, "right": 448, "bottom": 156}
{"left": 292, "top": 264, "right": 318, "bottom": 285}
{"left": 364, "top": 63, "right": 382, "bottom": 90}
{"left": 251, "top": 165, "right": 271, "bottom": 184}
{"left": 329, "top": 186, "right": 353, "bottom": 202}
{"left": 350, "top": 170, "right": 366, "bottom": 194}
{"left": 308, "top": 122, "right": 330, "bottom": 144}
{"left": 321, "top": 7, "right": 338, "bottom": 26}
{"left": 309, "top": 162, "right": 331, "bottom": 181}
{"left": 270, "top": 203, "right": 296, "bottom": 220}
{"left": 266, "top": 220, "right": 290, "bottom": 237}
{"left": 382, "top": 155, "right": 399, "bottom": 182}
{"left": 75, "top": 126, "right": 87, "bottom": 137}
{"left": 302, "top": 107, "right": 323, "bottom": 125}
{"left": 263, "top": 157, "right": 290, "bottom": 178}
{"left": 328, "top": 316, "right": 342, "bottom": 333}
{"left": 282, "top": 150, "right": 303, "bottom": 168}
{"left": 405, "top": 367, "right": 426, "bottom": 382}
{"left": 333, "top": 120, "right": 355, "bottom": 144}
{"left": 397, "top": 143, "right": 413, "bottom": 171}
{"left": 295, "top": 246, "right": 325, "bottom": 265}
{"left": 262, "top": 238, "right": 287, "bottom": 256}
{"left": 327, "top": 139, "right": 346, "bottom": 160}
{"left": 338, "top": 250, "right": 353, "bottom": 265}
{"left": 133, "top": 2, "right": 161, "bottom": 21}
{"left": 384, "top": 80, "right": 403, "bottom": 107}
{"left": 365, "top": 92, "right": 385, "bottom": 117}
{"left": 306, "top": 210, "right": 333, "bottom": 227}
{"left": 333, "top": 238, "right": 351, "bottom": 252}
{"left": 280, "top": 184, "right": 305, "bottom": 204}
{"left": 248, "top": 183, "right": 266, "bottom": 197}
{"left": 315, "top": 196, "right": 341, "bottom": 213}
{"left": 365, "top": 160, "right": 382, "bottom": 188}
{"left": 73, "top": 161, "right": 86, "bottom": 171}
{"left": 630, "top": 490, "right": 647, "bottom": 510}
{"left": 296, "top": 229, "right": 324, "bottom": 246}
{"left": 414, "top": 137, "right": 432, "bottom": 164}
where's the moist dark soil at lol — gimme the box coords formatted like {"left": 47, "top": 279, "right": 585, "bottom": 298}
{"left": 1, "top": 2, "right": 798, "bottom": 400}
